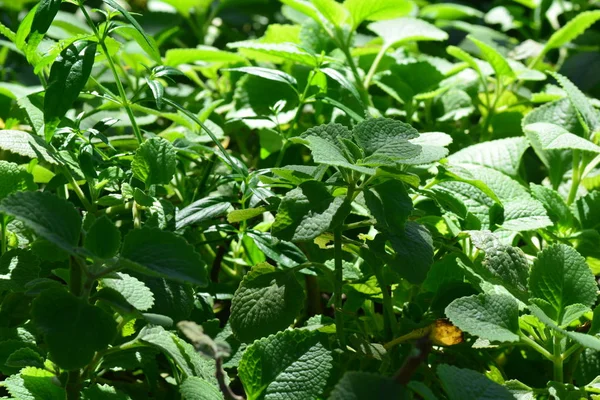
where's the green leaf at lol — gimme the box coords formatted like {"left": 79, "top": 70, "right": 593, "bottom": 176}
{"left": 343, "top": 0, "right": 414, "bottom": 29}
{"left": 320, "top": 67, "right": 362, "bottom": 103}
{"left": 30, "top": 0, "right": 62, "bottom": 36}
{"left": 176, "top": 197, "right": 231, "bottom": 230}
{"left": 543, "top": 10, "right": 600, "bottom": 53}
{"left": 523, "top": 122, "right": 600, "bottom": 153}
{"left": 102, "top": 0, "right": 159, "bottom": 64}
{"left": 121, "top": 228, "right": 207, "bottom": 286}
{"left": 180, "top": 377, "right": 224, "bottom": 400}
{"left": 447, "top": 137, "right": 530, "bottom": 177}
{"left": 528, "top": 244, "right": 597, "bottom": 323}
{"left": 225, "top": 66, "right": 298, "bottom": 88}
{"left": 32, "top": 288, "right": 117, "bottom": 370}
{"left": 468, "top": 36, "right": 515, "bottom": 81}
{"left": 468, "top": 231, "right": 529, "bottom": 300}
{"left": 364, "top": 179, "right": 412, "bottom": 235}
{"left": 573, "top": 191, "right": 600, "bottom": 230}
{"left": 530, "top": 184, "right": 576, "bottom": 229}
{"left": 446, "top": 293, "right": 520, "bottom": 343}
{"left": 437, "top": 364, "right": 515, "bottom": 400}
{"left": 328, "top": 371, "right": 406, "bottom": 399}
{"left": 239, "top": 329, "right": 333, "bottom": 400}
{"left": 81, "top": 384, "right": 133, "bottom": 400}
{"left": 44, "top": 40, "right": 97, "bottom": 142}
{"left": 230, "top": 263, "right": 304, "bottom": 343}
{"left": 0, "top": 249, "right": 40, "bottom": 292}
{"left": 272, "top": 181, "right": 350, "bottom": 242}
{"left": 367, "top": 17, "right": 448, "bottom": 48}
{"left": 5, "top": 348, "right": 44, "bottom": 370}
{"left": 388, "top": 222, "right": 434, "bottom": 284}
{"left": 420, "top": 3, "right": 483, "bottom": 20}
{"left": 0, "top": 161, "right": 36, "bottom": 200}
{"left": 300, "top": 135, "right": 374, "bottom": 175}
{"left": 227, "top": 41, "right": 323, "bottom": 67}
{"left": 165, "top": 46, "right": 247, "bottom": 67}
{"left": 131, "top": 137, "right": 177, "bottom": 186}
{"left": 101, "top": 272, "right": 154, "bottom": 312}
{"left": 113, "top": 25, "right": 161, "bottom": 63}
{"left": 0, "top": 130, "right": 59, "bottom": 164}
{"left": 551, "top": 72, "right": 600, "bottom": 134}
{"left": 145, "top": 78, "right": 164, "bottom": 110}
{"left": 85, "top": 215, "right": 121, "bottom": 259}
{"left": 313, "top": 0, "right": 350, "bottom": 27}
{"left": 353, "top": 118, "right": 422, "bottom": 166}
{"left": 0, "top": 191, "right": 81, "bottom": 253}
{"left": 1, "top": 366, "right": 66, "bottom": 400}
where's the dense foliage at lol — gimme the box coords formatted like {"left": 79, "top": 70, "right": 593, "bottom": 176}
{"left": 2, "top": 0, "right": 600, "bottom": 398}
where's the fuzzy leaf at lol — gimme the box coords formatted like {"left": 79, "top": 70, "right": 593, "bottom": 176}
{"left": 239, "top": 329, "right": 333, "bottom": 400}
{"left": 180, "top": 377, "right": 223, "bottom": 400}
{"left": 552, "top": 72, "right": 600, "bottom": 134}
{"left": 388, "top": 222, "right": 434, "bottom": 284}
{"left": 272, "top": 181, "right": 350, "bottom": 242}
{"left": 85, "top": 216, "right": 121, "bottom": 259}
{"left": 121, "top": 228, "right": 207, "bottom": 286}
{"left": 32, "top": 288, "right": 117, "bottom": 370}
{"left": 344, "top": 0, "right": 414, "bottom": 28}
{"left": 2, "top": 367, "right": 66, "bottom": 400}
{"left": 0, "top": 191, "right": 81, "bottom": 253}
{"left": 448, "top": 137, "right": 529, "bottom": 177}
{"left": 544, "top": 10, "right": 600, "bottom": 52}
{"left": 446, "top": 293, "right": 520, "bottom": 343}
{"left": 523, "top": 122, "right": 600, "bottom": 153}
{"left": 368, "top": 17, "right": 448, "bottom": 47}
{"left": 0, "top": 161, "right": 36, "bottom": 200}
{"left": 528, "top": 244, "right": 597, "bottom": 323}
{"left": 230, "top": 263, "right": 304, "bottom": 343}
{"left": 44, "top": 41, "right": 97, "bottom": 141}
{"left": 132, "top": 137, "right": 177, "bottom": 186}
{"left": 328, "top": 371, "right": 406, "bottom": 399}
{"left": 101, "top": 272, "right": 154, "bottom": 312}
{"left": 468, "top": 36, "right": 515, "bottom": 81}
{"left": 437, "top": 364, "right": 515, "bottom": 400}
{"left": 0, "top": 130, "right": 59, "bottom": 164}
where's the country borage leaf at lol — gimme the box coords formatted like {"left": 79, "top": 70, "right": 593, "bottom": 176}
{"left": 367, "top": 17, "right": 448, "bottom": 48}
{"left": 467, "top": 36, "right": 515, "bottom": 81}
{"left": 437, "top": 364, "right": 515, "bottom": 400}
{"left": 131, "top": 137, "right": 177, "bottom": 186}
{"left": 44, "top": 40, "right": 97, "bottom": 142}
{"left": 226, "top": 41, "right": 328, "bottom": 67}
{"left": 523, "top": 122, "right": 600, "bottom": 153}
{"left": 528, "top": 244, "right": 597, "bottom": 324}
{"left": 32, "top": 288, "right": 117, "bottom": 370}
{"left": 224, "top": 66, "right": 298, "bottom": 89}
{"left": 239, "top": 329, "right": 333, "bottom": 400}
{"left": 271, "top": 180, "right": 350, "bottom": 242}
{"left": 101, "top": 272, "right": 155, "bottom": 312}
{"left": 446, "top": 293, "right": 520, "bottom": 343}
{"left": 0, "top": 191, "right": 81, "bottom": 253}
{"left": 120, "top": 228, "right": 208, "bottom": 286}
{"left": 551, "top": 72, "right": 600, "bottom": 135}
{"left": 230, "top": 263, "right": 304, "bottom": 343}
{"left": 343, "top": 0, "right": 414, "bottom": 29}
{"left": 0, "top": 161, "right": 36, "bottom": 200}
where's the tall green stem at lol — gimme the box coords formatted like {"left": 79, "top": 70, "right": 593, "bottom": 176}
{"left": 79, "top": 4, "right": 144, "bottom": 145}
{"left": 66, "top": 370, "right": 81, "bottom": 400}
{"left": 567, "top": 150, "right": 581, "bottom": 205}
{"left": 333, "top": 227, "right": 346, "bottom": 348}
{"left": 363, "top": 45, "right": 388, "bottom": 89}
{"left": 554, "top": 335, "right": 564, "bottom": 382}
{"left": 0, "top": 215, "right": 7, "bottom": 256}
{"left": 373, "top": 263, "right": 396, "bottom": 340}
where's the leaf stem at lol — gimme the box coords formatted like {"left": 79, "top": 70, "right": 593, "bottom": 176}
{"left": 372, "top": 262, "right": 396, "bottom": 339}
{"left": 363, "top": 45, "right": 387, "bottom": 89}
{"left": 79, "top": 4, "right": 144, "bottom": 145}
{"left": 567, "top": 149, "right": 581, "bottom": 205}
{"left": 519, "top": 333, "right": 553, "bottom": 360}
{"left": 333, "top": 227, "right": 346, "bottom": 348}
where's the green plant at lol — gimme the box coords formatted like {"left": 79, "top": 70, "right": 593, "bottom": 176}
{"left": 2, "top": 0, "right": 600, "bottom": 399}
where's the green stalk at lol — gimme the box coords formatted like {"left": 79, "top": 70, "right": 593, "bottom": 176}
{"left": 372, "top": 262, "right": 396, "bottom": 339}
{"left": 333, "top": 227, "right": 346, "bottom": 348}
{"left": 363, "top": 45, "right": 388, "bottom": 89}
{"left": 0, "top": 215, "right": 7, "bottom": 256}
{"left": 567, "top": 150, "right": 581, "bottom": 205}
{"left": 554, "top": 335, "right": 564, "bottom": 382}
{"left": 79, "top": 4, "right": 144, "bottom": 145}
{"left": 66, "top": 370, "right": 81, "bottom": 400}
{"left": 519, "top": 333, "right": 553, "bottom": 360}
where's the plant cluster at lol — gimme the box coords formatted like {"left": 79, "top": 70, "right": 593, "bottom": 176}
{"left": 2, "top": 0, "right": 600, "bottom": 399}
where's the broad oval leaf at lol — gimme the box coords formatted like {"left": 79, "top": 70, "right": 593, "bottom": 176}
{"left": 367, "top": 17, "right": 448, "bottom": 48}
{"left": 0, "top": 191, "right": 81, "bottom": 253}
{"left": 131, "top": 137, "right": 177, "bottom": 186}
{"left": 230, "top": 263, "right": 305, "bottom": 343}
{"left": 121, "top": 228, "right": 208, "bottom": 286}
